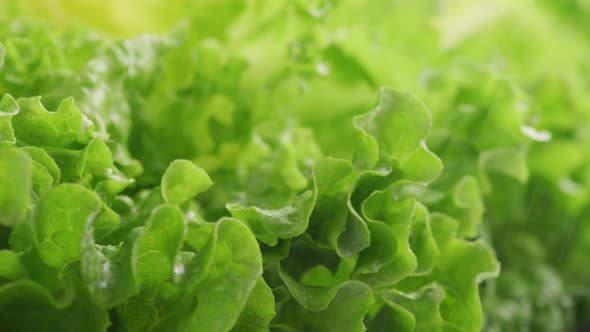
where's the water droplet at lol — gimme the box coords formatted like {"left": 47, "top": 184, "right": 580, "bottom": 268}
{"left": 186, "top": 210, "right": 197, "bottom": 222}
{"left": 173, "top": 262, "right": 185, "bottom": 283}
{"left": 98, "top": 260, "right": 111, "bottom": 288}
{"left": 316, "top": 62, "right": 330, "bottom": 76}
{"left": 174, "top": 263, "right": 185, "bottom": 276}
{"left": 558, "top": 177, "right": 582, "bottom": 195}
{"left": 521, "top": 125, "right": 552, "bottom": 142}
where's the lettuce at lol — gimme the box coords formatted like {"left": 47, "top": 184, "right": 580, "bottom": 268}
{"left": 0, "top": 0, "right": 588, "bottom": 331}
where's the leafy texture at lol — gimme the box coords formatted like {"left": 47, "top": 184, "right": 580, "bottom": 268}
{"left": 0, "top": 148, "right": 31, "bottom": 226}
{"left": 161, "top": 160, "right": 213, "bottom": 205}
{"left": 0, "top": 0, "right": 587, "bottom": 331}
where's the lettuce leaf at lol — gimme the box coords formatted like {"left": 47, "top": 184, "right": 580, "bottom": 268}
{"left": 1, "top": 1, "right": 588, "bottom": 331}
